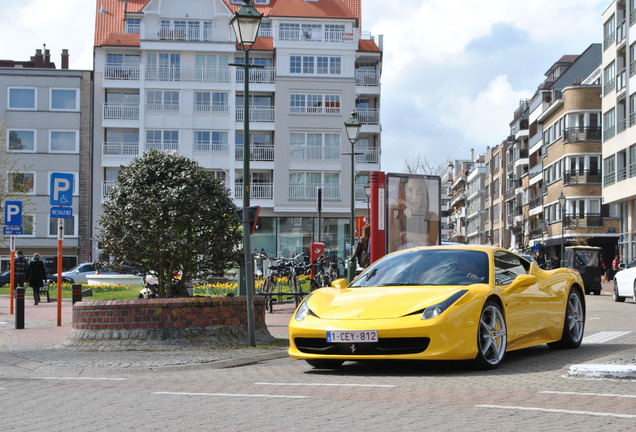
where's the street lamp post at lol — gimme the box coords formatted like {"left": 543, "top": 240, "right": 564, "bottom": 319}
{"left": 558, "top": 192, "right": 566, "bottom": 268}
{"left": 230, "top": 0, "right": 262, "bottom": 347}
{"left": 344, "top": 112, "right": 361, "bottom": 283}
{"left": 364, "top": 181, "right": 371, "bottom": 223}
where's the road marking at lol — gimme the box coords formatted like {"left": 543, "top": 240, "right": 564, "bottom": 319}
{"left": 540, "top": 391, "right": 636, "bottom": 399}
{"left": 584, "top": 331, "right": 632, "bottom": 344}
{"left": 255, "top": 382, "right": 396, "bottom": 388}
{"left": 153, "top": 392, "right": 308, "bottom": 399}
{"left": 1, "top": 377, "right": 127, "bottom": 381}
{"left": 476, "top": 405, "right": 636, "bottom": 419}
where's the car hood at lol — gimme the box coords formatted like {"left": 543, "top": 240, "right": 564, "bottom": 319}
{"left": 307, "top": 286, "right": 473, "bottom": 320}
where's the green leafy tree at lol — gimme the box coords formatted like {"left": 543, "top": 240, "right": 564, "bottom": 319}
{"left": 98, "top": 149, "right": 242, "bottom": 297}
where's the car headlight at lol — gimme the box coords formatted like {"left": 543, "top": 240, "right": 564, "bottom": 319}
{"left": 295, "top": 293, "right": 315, "bottom": 321}
{"left": 421, "top": 290, "right": 468, "bottom": 320}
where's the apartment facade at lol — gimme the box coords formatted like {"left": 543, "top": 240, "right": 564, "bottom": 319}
{"left": 91, "top": 0, "right": 382, "bottom": 260}
{"left": 602, "top": 1, "right": 636, "bottom": 263}
{"left": 0, "top": 49, "right": 92, "bottom": 271}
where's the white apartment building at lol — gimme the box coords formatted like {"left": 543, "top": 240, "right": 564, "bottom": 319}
{"left": 91, "top": 0, "right": 382, "bottom": 260}
{"left": 602, "top": 1, "right": 636, "bottom": 263}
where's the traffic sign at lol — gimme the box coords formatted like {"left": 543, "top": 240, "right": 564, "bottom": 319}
{"left": 50, "top": 207, "right": 73, "bottom": 218}
{"left": 4, "top": 201, "right": 22, "bottom": 226}
{"left": 3, "top": 226, "right": 23, "bottom": 235}
{"left": 50, "top": 172, "right": 74, "bottom": 206}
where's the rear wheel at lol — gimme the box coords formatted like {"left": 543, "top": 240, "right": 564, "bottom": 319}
{"left": 473, "top": 300, "right": 507, "bottom": 370}
{"left": 613, "top": 280, "right": 626, "bottom": 302}
{"left": 291, "top": 276, "right": 303, "bottom": 307}
{"left": 262, "top": 277, "right": 274, "bottom": 313}
{"left": 306, "top": 359, "right": 344, "bottom": 369}
{"left": 548, "top": 288, "right": 585, "bottom": 349}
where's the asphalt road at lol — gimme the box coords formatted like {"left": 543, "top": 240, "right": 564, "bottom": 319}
{"left": 0, "top": 289, "right": 635, "bottom": 431}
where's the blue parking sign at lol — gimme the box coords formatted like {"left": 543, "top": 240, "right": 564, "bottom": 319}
{"left": 50, "top": 173, "right": 74, "bottom": 206}
{"left": 4, "top": 201, "right": 22, "bottom": 226}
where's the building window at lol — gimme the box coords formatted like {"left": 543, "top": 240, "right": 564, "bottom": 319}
{"left": 194, "top": 131, "right": 228, "bottom": 152}
{"left": 126, "top": 18, "right": 141, "bottom": 34}
{"left": 290, "top": 132, "right": 340, "bottom": 160}
{"left": 8, "top": 87, "right": 36, "bottom": 110}
{"left": 146, "top": 130, "right": 179, "bottom": 152}
{"left": 49, "top": 216, "right": 76, "bottom": 237}
{"left": 146, "top": 90, "right": 179, "bottom": 111}
{"left": 194, "top": 91, "right": 229, "bottom": 112}
{"left": 290, "top": 93, "right": 340, "bottom": 114}
{"left": 8, "top": 130, "right": 36, "bottom": 152}
{"left": 50, "top": 131, "right": 79, "bottom": 153}
{"left": 50, "top": 88, "right": 79, "bottom": 111}
{"left": 289, "top": 172, "right": 340, "bottom": 200}
{"left": 9, "top": 172, "right": 35, "bottom": 194}
{"left": 290, "top": 55, "right": 341, "bottom": 75}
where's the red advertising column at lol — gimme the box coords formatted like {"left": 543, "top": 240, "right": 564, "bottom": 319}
{"left": 369, "top": 171, "right": 385, "bottom": 264}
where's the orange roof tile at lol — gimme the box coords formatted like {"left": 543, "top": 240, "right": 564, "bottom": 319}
{"left": 223, "top": 0, "right": 357, "bottom": 20}
{"left": 95, "top": 0, "right": 149, "bottom": 47}
{"left": 102, "top": 33, "right": 141, "bottom": 47}
{"left": 358, "top": 38, "right": 380, "bottom": 52}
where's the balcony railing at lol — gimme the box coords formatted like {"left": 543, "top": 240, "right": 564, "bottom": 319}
{"left": 236, "top": 67, "right": 275, "bottom": 84}
{"left": 102, "top": 181, "right": 116, "bottom": 202}
{"left": 103, "top": 103, "right": 139, "bottom": 120}
{"left": 145, "top": 103, "right": 180, "bottom": 112}
{"left": 355, "top": 109, "right": 380, "bottom": 125}
{"left": 157, "top": 27, "right": 231, "bottom": 43}
{"left": 568, "top": 213, "right": 602, "bottom": 228}
{"left": 289, "top": 184, "right": 340, "bottom": 200}
{"left": 144, "top": 142, "right": 179, "bottom": 152}
{"left": 563, "top": 127, "right": 602, "bottom": 142}
{"left": 235, "top": 106, "right": 275, "bottom": 122}
{"left": 290, "top": 145, "right": 341, "bottom": 160}
{"left": 355, "top": 148, "right": 380, "bottom": 164}
{"left": 604, "top": 171, "right": 616, "bottom": 187}
{"left": 235, "top": 145, "right": 275, "bottom": 161}
{"left": 278, "top": 29, "right": 352, "bottom": 43}
{"left": 104, "top": 64, "right": 140, "bottom": 80}
{"left": 234, "top": 183, "right": 273, "bottom": 200}
{"left": 194, "top": 104, "right": 230, "bottom": 113}
{"left": 145, "top": 66, "right": 231, "bottom": 83}
{"left": 529, "top": 196, "right": 543, "bottom": 209}
{"left": 103, "top": 142, "right": 139, "bottom": 157}
{"left": 355, "top": 70, "right": 380, "bottom": 86}
{"left": 564, "top": 170, "right": 602, "bottom": 185}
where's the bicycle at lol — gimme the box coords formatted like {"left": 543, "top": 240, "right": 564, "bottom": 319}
{"left": 259, "top": 258, "right": 304, "bottom": 312}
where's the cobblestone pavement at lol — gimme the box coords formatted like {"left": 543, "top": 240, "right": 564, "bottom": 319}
{"left": 1, "top": 281, "right": 635, "bottom": 378}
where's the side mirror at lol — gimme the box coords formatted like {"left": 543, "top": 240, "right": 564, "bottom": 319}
{"left": 509, "top": 274, "right": 537, "bottom": 290}
{"left": 618, "top": 263, "right": 626, "bottom": 270}
{"left": 331, "top": 278, "right": 348, "bottom": 289}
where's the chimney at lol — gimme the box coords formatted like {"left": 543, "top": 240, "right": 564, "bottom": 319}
{"left": 34, "top": 49, "right": 44, "bottom": 68}
{"left": 44, "top": 49, "right": 51, "bottom": 66}
{"left": 470, "top": 148, "right": 474, "bottom": 161}
{"left": 61, "top": 49, "right": 69, "bottom": 69}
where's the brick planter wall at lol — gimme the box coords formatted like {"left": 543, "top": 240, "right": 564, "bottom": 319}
{"left": 65, "top": 296, "right": 274, "bottom": 350}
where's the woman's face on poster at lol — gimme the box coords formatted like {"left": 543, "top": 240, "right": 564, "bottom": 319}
{"left": 404, "top": 180, "right": 427, "bottom": 208}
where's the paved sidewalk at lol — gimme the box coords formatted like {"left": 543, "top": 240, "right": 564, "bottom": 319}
{"left": 0, "top": 294, "right": 293, "bottom": 374}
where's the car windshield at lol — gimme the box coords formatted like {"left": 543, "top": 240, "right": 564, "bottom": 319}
{"left": 350, "top": 248, "right": 489, "bottom": 287}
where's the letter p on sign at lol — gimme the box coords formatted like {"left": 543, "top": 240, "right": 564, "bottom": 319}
{"left": 4, "top": 201, "right": 22, "bottom": 226}
{"left": 50, "top": 172, "right": 74, "bottom": 206}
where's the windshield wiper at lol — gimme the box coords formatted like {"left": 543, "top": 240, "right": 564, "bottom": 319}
{"left": 377, "top": 282, "right": 421, "bottom": 286}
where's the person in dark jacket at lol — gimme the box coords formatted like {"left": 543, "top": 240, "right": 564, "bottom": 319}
{"left": 26, "top": 253, "right": 47, "bottom": 305}
{"left": 13, "top": 250, "right": 28, "bottom": 288}
{"left": 353, "top": 225, "right": 371, "bottom": 269}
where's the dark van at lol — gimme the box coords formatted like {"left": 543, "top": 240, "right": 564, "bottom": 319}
{"left": 563, "top": 246, "right": 602, "bottom": 295}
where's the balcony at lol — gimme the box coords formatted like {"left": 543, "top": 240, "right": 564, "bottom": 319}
{"left": 145, "top": 66, "right": 231, "bottom": 83}
{"left": 564, "top": 170, "right": 602, "bottom": 185}
{"left": 355, "top": 70, "right": 380, "bottom": 86}
{"left": 278, "top": 29, "right": 352, "bottom": 43}
{"left": 355, "top": 109, "right": 380, "bottom": 125}
{"left": 568, "top": 213, "right": 602, "bottom": 228}
{"left": 103, "top": 103, "right": 139, "bottom": 120}
{"left": 235, "top": 145, "right": 275, "bottom": 161}
{"left": 104, "top": 64, "right": 140, "bottom": 81}
{"left": 236, "top": 67, "right": 275, "bottom": 84}
{"left": 156, "top": 26, "right": 231, "bottom": 43}
{"left": 234, "top": 183, "right": 273, "bottom": 200}
{"left": 563, "top": 127, "right": 602, "bottom": 142}
{"left": 290, "top": 145, "right": 341, "bottom": 161}
{"left": 102, "top": 181, "right": 116, "bottom": 202}
{"left": 146, "top": 103, "right": 180, "bottom": 112}
{"left": 235, "top": 106, "right": 275, "bottom": 123}
{"left": 103, "top": 142, "right": 139, "bottom": 158}
{"left": 144, "top": 141, "right": 178, "bottom": 152}
{"left": 355, "top": 148, "right": 380, "bottom": 164}
{"left": 289, "top": 184, "right": 340, "bottom": 200}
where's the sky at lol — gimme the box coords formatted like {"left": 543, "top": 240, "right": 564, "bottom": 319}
{"left": 0, "top": 0, "right": 611, "bottom": 173}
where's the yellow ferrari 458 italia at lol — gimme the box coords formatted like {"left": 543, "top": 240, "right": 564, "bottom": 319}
{"left": 288, "top": 245, "right": 586, "bottom": 370}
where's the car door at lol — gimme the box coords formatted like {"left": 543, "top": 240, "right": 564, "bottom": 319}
{"left": 496, "top": 251, "right": 551, "bottom": 344}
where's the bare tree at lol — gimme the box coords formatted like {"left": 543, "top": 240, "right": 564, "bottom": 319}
{"left": 403, "top": 155, "right": 451, "bottom": 177}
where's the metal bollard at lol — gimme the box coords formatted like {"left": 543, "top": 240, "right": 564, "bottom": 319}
{"left": 72, "top": 284, "right": 82, "bottom": 304}
{"left": 15, "top": 286, "right": 25, "bottom": 329}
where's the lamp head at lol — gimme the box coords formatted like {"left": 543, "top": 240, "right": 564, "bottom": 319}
{"left": 344, "top": 111, "right": 361, "bottom": 144}
{"left": 230, "top": 0, "right": 263, "bottom": 48}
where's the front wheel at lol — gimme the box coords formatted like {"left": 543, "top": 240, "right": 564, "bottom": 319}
{"left": 473, "top": 300, "right": 507, "bottom": 370}
{"left": 613, "top": 280, "right": 626, "bottom": 302}
{"left": 548, "top": 288, "right": 585, "bottom": 349}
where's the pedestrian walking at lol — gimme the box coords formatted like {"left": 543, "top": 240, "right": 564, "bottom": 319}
{"left": 353, "top": 225, "right": 371, "bottom": 269}
{"left": 13, "top": 250, "right": 28, "bottom": 288}
{"left": 26, "top": 253, "right": 47, "bottom": 305}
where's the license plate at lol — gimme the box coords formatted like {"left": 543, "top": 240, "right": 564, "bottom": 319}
{"left": 326, "top": 330, "right": 378, "bottom": 343}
